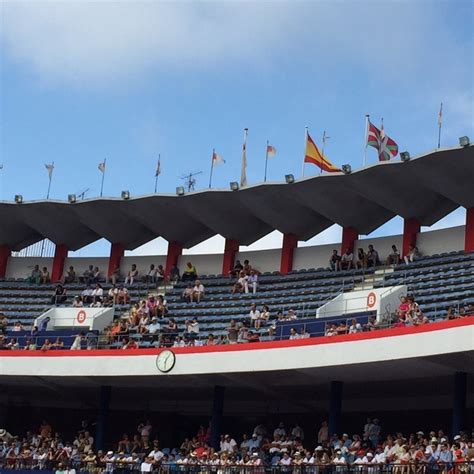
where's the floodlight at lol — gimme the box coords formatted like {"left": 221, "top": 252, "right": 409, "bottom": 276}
{"left": 14, "top": 195, "right": 23, "bottom": 204}
{"left": 176, "top": 186, "right": 185, "bottom": 196}
{"left": 229, "top": 182, "right": 239, "bottom": 191}
{"left": 68, "top": 194, "right": 77, "bottom": 203}
{"left": 285, "top": 174, "right": 295, "bottom": 184}
{"left": 400, "top": 151, "right": 410, "bottom": 162}
{"left": 121, "top": 190, "right": 130, "bottom": 200}
{"left": 459, "top": 136, "right": 470, "bottom": 147}
{"left": 342, "top": 164, "right": 352, "bottom": 174}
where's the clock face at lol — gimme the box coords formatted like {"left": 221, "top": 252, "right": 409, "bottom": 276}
{"left": 156, "top": 350, "right": 176, "bottom": 373}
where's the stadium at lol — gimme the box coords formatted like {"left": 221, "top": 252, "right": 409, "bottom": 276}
{"left": 1, "top": 142, "right": 473, "bottom": 472}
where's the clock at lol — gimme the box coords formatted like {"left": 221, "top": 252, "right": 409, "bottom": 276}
{"left": 156, "top": 350, "right": 176, "bottom": 373}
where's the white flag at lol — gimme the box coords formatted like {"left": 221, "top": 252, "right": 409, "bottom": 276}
{"left": 45, "top": 163, "right": 54, "bottom": 180}
{"left": 212, "top": 150, "right": 225, "bottom": 166}
{"left": 240, "top": 128, "right": 248, "bottom": 187}
{"left": 98, "top": 161, "right": 106, "bottom": 173}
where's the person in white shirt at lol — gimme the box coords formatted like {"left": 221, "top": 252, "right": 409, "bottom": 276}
{"left": 70, "top": 332, "right": 84, "bottom": 350}
{"left": 289, "top": 328, "right": 299, "bottom": 340}
{"left": 125, "top": 264, "right": 139, "bottom": 286}
{"left": 248, "top": 271, "right": 258, "bottom": 294}
{"left": 192, "top": 280, "right": 205, "bottom": 303}
{"left": 232, "top": 272, "right": 249, "bottom": 294}
{"left": 220, "top": 434, "right": 237, "bottom": 453}
{"left": 186, "top": 318, "right": 199, "bottom": 334}
{"left": 291, "top": 424, "right": 304, "bottom": 440}
{"left": 273, "top": 422, "right": 286, "bottom": 438}
{"left": 279, "top": 452, "right": 292, "bottom": 466}
{"left": 349, "top": 318, "right": 363, "bottom": 334}
{"left": 249, "top": 304, "right": 260, "bottom": 328}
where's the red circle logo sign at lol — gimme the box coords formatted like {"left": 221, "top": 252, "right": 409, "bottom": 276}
{"left": 367, "top": 292, "right": 377, "bottom": 308}
{"left": 77, "top": 310, "right": 87, "bottom": 324}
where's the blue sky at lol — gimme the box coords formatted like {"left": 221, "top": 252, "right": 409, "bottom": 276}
{"left": 0, "top": 0, "right": 473, "bottom": 256}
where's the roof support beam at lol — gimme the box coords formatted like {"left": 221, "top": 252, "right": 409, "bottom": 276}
{"left": 108, "top": 243, "right": 124, "bottom": 279}
{"left": 465, "top": 208, "right": 474, "bottom": 253}
{"left": 0, "top": 245, "right": 11, "bottom": 279}
{"left": 402, "top": 218, "right": 420, "bottom": 257}
{"left": 165, "top": 241, "right": 183, "bottom": 276}
{"left": 222, "top": 239, "right": 239, "bottom": 276}
{"left": 51, "top": 244, "right": 68, "bottom": 283}
{"left": 280, "top": 233, "right": 298, "bottom": 275}
{"left": 341, "top": 227, "right": 358, "bottom": 254}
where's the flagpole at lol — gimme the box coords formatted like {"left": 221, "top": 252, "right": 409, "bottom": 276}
{"left": 320, "top": 131, "right": 327, "bottom": 175}
{"left": 302, "top": 126, "right": 308, "bottom": 178}
{"left": 100, "top": 158, "right": 106, "bottom": 197}
{"left": 46, "top": 161, "right": 54, "bottom": 199}
{"left": 240, "top": 128, "right": 248, "bottom": 187}
{"left": 437, "top": 102, "right": 443, "bottom": 149}
{"left": 154, "top": 154, "right": 160, "bottom": 193}
{"left": 209, "top": 149, "right": 215, "bottom": 188}
{"left": 264, "top": 140, "right": 269, "bottom": 182}
{"left": 363, "top": 114, "right": 370, "bottom": 166}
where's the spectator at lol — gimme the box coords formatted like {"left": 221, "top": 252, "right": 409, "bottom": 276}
{"left": 51, "top": 284, "right": 67, "bottom": 305}
{"left": 27, "top": 264, "right": 42, "bottom": 284}
{"left": 249, "top": 304, "right": 260, "bottom": 328}
{"left": 156, "top": 295, "right": 168, "bottom": 317}
{"left": 147, "top": 317, "right": 161, "bottom": 335}
{"left": 242, "top": 260, "right": 253, "bottom": 275}
{"left": 256, "top": 304, "right": 270, "bottom": 330}
{"left": 185, "top": 318, "right": 199, "bottom": 336}
{"left": 325, "top": 323, "right": 337, "bottom": 336}
{"left": 248, "top": 270, "right": 259, "bottom": 294}
{"left": 404, "top": 245, "right": 421, "bottom": 264}
{"left": 81, "top": 285, "right": 93, "bottom": 304}
{"left": 125, "top": 264, "right": 139, "bottom": 286}
{"left": 183, "top": 284, "right": 194, "bottom": 303}
{"left": 387, "top": 245, "right": 400, "bottom": 265}
{"left": 227, "top": 320, "right": 239, "bottom": 344}
{"left": 62, "top": 266, "right": 76, "bottom": 284}
{"left": 0, "top": 313, "right": 8, "bottom": 335}
{"left": 144, "top": 264, "right": 157, "bottom": 284}
{"left": 289, "top": 328, "right": 299, "bottom": 340}
{"left": 117, "top": 286, "right": 129, "bottom": 305}
{"left": 329, "top": 250, "right": 342, "bottom": 271}
{"left": 80, "top": 265, "right": 94, "bottom": 284}
{"left": 340, "top": 248, "right": 354, "bottom": 270}
{"left": 348, "top": 318, "right": 362, "bottom": 334}
{"left": 232, "top": 271, "right": 249, "bottom": 294}
{"left": 356, "top": 248, "right": 367, "bottom": 269}
{"left": 182, "top": 262, "right": 198, "bottom": 282}
{"left": 40, "top": 266, "right": 51, "bottom": 284}
{"left": 192, "top": 280, "right": 205, "bottom": 303}
{"left": 367, "top": 245, "right": 380, "bottom": 267}
{"left": 12, "top": 320, "right": 24, "bottom": 332}
{"left": 91, "top": 266, "right": 101, "bottom": 284}
{"left": 91, "top": 283, "right": 104, "bottom": 305}
{"left": 109, "top": 265, "right": 120, "bottom": 285}
{"left": 229, "top": 259, "right": 243, "bottom": 278}
{"left": 169, "top": 264, "right": 180, "bottom": 283}
{"left": 70, "top": 332, "right": 84, "bottom": 350}
{"left": 155, "top": 265, "right": 165, "bottom": 284}
{"left": 365, "top": 316, "right": 379, "bottom": 331}
{"left": 72, "top": 296, "right": 83, "bottom": 308}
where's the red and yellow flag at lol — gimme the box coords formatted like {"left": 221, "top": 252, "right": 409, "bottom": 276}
{"left": 304, "top": 132, "right": 340, "bottom": 172}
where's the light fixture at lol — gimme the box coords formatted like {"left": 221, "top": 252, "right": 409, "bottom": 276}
{"left": 68, "top": 194, "right": 77, "bottom": 203}
{"left": 400, "top": 151, "right": 410, "bottom": 162}
{"left": 229, "top": 181, "right": 239, "bottom": 191}
{"left": 285, "top": 174, "right": 295, "bottom": 184}
{"left": 176, "top": 186, "right": 185, "bottom": 196}
{"left": 459, "top": 136, "right": 470, "bottom": 147}
{"left": 121, "top": 190, "right": 130, "bottom": 200}
{"left": 342, "top": 164, "right": 352, "bottom": 174}
{"left": 14, "top": 195, "right": 23, "bottom": 204}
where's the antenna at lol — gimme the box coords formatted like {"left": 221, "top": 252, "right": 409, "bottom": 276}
{"left": 76, "top": 188, "right": 90, "bottom": 200}
{"left": 180, "top": 171, "right": 202, "bottom": 192}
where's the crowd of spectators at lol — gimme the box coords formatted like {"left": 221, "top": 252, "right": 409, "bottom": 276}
{"left": 1, "top": 419, "right": 472, "bottom": 472}
{"left": 329, "top": 244, "right": 421, "bottom": 271}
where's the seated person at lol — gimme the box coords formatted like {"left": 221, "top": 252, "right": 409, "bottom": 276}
{"left": 125, "top": 264, "right": 139, "bottom": 286}
{"left": 246, "top": 330, "right": 260, "bottom": 343}
{"left": 248, "top": 270, "right": 258, "bottom": 294}
{"left": 109, "top": 266, "right": 120, "bottom": 285}
{"left": 40, "top": 266, "right": 50, "bottom": 284}
{"left": 144, "top": 264, "right": 157, "bottom": 284}
{"left": 348, "top": 318, "right": 362, "bottom": 334}
{"left": 242, "top": 259, "right": 253, "bottom": 276}
{"left": 404, "top": 245, "right": 421, "bottom": 264}
{"left": 356, "top": 248, "right": 367, "bottom": 269}
{"left": 182, "top": 284, "right": 194, "bottom": 302}
{"left": 147, "top": 317, "right": 161, "bottom": 335}
{"left": 365, "top": 316, "right": 379, "bottom": 331}
{"left": 185, "top": 318, "right": 200, "bottom": 335}
{"left": 51, "top": 284, "right": 67, "bottom": 305}
{"left": 336, "top": 321, "right": 347, "bottom": 335}
{"left": 117, "top": 286, "right": 129, "bottom": 305}
{"left": 155, "top": 265, "right": 165, "bottom": 283}
{"left": 72, "top": 296, "right": 83, "bottom": 308}
{"left": 81, "top": 285, "right": 93, "bottom": 304}
{"left": 80, "top": 265, "right": 94, "bottom": 284}
{"left": 366, "top": 245, "right": 380, "bottom": 267}
{"left": 41, "top": 339, "right": 53, "bottom": 351}
{"left": 340, "top": 248, "right": 354, "bottom": 270}
{"left": 192, "top": 280, "right": 205, "bottom": 303}
{"left": 249, "top": 304, "right": 260, "bottom": 329}
{"left": 62, "top": 266, "right": 76, "bottom": 284}
{"left": 91, "top": 283, "right": 104, "bottom": 305}
{"left": 182, "top": 262, "right": 198, "bottom": 282}
{"left": 232, "top": 271, "right": 249, "bottom": 294}
{"left": 169, "top": 264, "right": 180, "bottom": 283}
{"left": 27, "top": 264, "right": 42, "bottom": 284}
{"left": 156, "top": 295, "right": 168, "bottom": 317}
{"left": 325, "top": 324, "right": 337, "bottom": 337}
{"left": 329, "top": 250, "right": 341, "bottom": 271}
{"left": 229, "top": 259, "right": 244, "bottom": 278}
{"left": 396, "top": 296, "right": 410, "bottom": 321}
{"left": 387, "top": 245, "right": 400, "bottom": 265}
{"left": 91, "top": 266, "right": 100, "bottom": 284}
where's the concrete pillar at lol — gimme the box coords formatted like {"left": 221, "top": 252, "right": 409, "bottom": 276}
{"left": 0, "top": 245, "right": 11, "bottom": 279}
{"left": 402, "top": 218, "right": 420, "bottom": 257}
{"left": 222, "top": 239, "right": 239, "bottom": 276}
{"left": 341, "top": 227, "right": 358, "bottom": 254}
{"left": 328, "top": 381, "right": 343, "bottom": 436}
{"left": 452, "top": 372, "right": 467, "bottom": 436}
{"left": 165, "top": 241, "right": 183, "bottom": 276}
{"left": 210, "top": 385, "right": 225, "bottom": 451}
{"left": 51, "top": 244, "right": 68, "bottom": 282}
{"left": 465, "top": 208, "right": 474, "bottom": 252}
{"left": 280, "top": 233, "right": 298, "bottom": 274}
{"left": 108, "top": 243, "right": 124, "bottom": 278}
{"left": 95, "top": 386, "right": 111, "bottom": 451}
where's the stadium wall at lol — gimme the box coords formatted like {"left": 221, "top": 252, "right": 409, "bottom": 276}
{"left": 3, "top": 225, "right": 466, "bottom": 279}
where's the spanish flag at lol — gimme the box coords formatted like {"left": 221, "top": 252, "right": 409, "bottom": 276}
{"left": 304, "top": 132, "right": 341, "bottom": 172}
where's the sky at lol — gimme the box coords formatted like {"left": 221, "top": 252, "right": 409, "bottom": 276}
{"left": 0, "top": 0, "right": 473, "bottom": 257}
